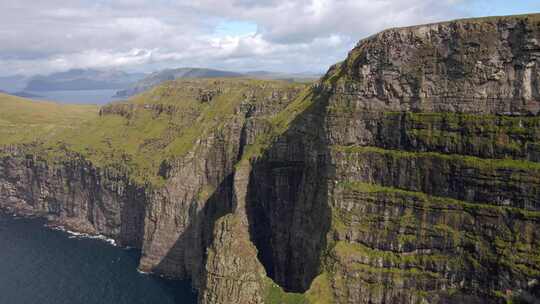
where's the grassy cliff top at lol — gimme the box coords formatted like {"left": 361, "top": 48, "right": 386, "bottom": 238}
{"left": 0, "top": 93, "right": 99, "bottom": 146}
{"left": 24, "top": 78, "right": 310, "bottom": 185}
{"left": 125, "top": 77, "right": 309, "bottom": 105}
{"left": 364, "top": 12, "right": 540, "bottom": 40}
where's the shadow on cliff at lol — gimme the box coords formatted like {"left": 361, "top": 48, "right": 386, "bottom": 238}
{"left": 149, "top": 85, "right": 333, "bottom": 297}
{"left": 152, "top": 173, "right": 236, "bottom": 298}
{"left": 119, "top": 183, "right": 148, "bottom": 248}
{"left": 245, "top": 87, "right": 333, "bottom": 292}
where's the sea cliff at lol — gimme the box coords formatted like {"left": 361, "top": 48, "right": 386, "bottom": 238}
{"left": 1, "top": 13, "right": 540, "bottom": 304}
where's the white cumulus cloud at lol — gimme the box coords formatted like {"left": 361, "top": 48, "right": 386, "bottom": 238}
{"left": 0, "top": 0, "right": 530, "bottom": 76}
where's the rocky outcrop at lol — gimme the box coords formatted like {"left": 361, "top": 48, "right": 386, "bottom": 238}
{"left": 113, "top": 68, "right": 244, "bottom": 98}
{"left": 326, "top": 14, "right": 540, "bottom": 115}
{"left": 317, "top": 13, "right": 540, "bottom": 304}
{"left": 1, "top": 13, "right": 540, "bottom": 304}
{"left": 0, "top": 147, "right": 146, "bottom": 248}
{"left": 99, "top": 103, "right": 178, "bottom": 118}
{"left": 199, "top": 164, "right": 267, "bottom": 304}
{"left": 0, "top": 79, "right": 309, "bottom": 303}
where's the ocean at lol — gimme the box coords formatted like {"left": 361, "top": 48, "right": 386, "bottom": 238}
{"left": 0, "top": 214, "right": 197, "bottom": 304}
{"left": 25, "top": 89, "right": 124, "bottom": 105}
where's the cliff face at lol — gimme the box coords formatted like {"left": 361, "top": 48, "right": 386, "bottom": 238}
{"left": 0, "top": 79, "right": 309, "bottom": 303}
{"left": 327, "top": 14, "right": 540, "bottom": 115}
{"left": 318, "top": 14, "right": 540, "bottom": 304}
{"left": 1, "top": 13, "right": 540, "bottom": 304}
{"left": 0, "top": 148, "right": 146, "bottom": 248}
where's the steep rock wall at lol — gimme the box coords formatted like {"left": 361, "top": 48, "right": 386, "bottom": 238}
{"left": 327, "top": 14, "right": 540, "bottom": 115}
{"left": 0, "top": 81, "right": 308, "bottom": 304}
{"left": 318, "top": 14, "right": 540, "bottom": 304}
{"left": 245, "top": 90, "right": 332, "bottom": 292}
{"left": 0, "top": 148, "right": 146, "bottom": 248}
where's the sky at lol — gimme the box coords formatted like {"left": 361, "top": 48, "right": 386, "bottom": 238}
{"left": 0, "top": 0, "right": 539, "bottom": 76}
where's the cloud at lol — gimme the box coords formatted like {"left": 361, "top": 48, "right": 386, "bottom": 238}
{"left": 0, "top": 0, "right": 527, "bottom": 76}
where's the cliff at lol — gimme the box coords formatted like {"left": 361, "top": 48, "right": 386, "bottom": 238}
{"left": 2, "top": 13, "right": 540, "bottom": 304}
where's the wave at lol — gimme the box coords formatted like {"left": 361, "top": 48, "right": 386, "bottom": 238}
{"left": 47, "top": 225, "right": 117, "bottom": 246}
{"left": 137, "top": 269, "right": 150, "bottom": 275}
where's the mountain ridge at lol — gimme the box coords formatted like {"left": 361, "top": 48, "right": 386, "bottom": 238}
{"left": 24, "top": 69, "right": 146, "bottom": 91}
{"left": 113, "top": 67, "right": 321, "bottom": 97}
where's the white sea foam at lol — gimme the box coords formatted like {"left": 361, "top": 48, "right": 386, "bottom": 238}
{"left": 47, "top": 225, "right": 117, "bottom": 246}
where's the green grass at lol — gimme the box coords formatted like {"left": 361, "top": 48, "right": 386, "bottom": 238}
{"left": 264, "top": 278, "right": 307, "bottom": 304}
{"left": 305, "top": 273, "right": 334, "bottom": 304}
{"left": 333, "top": 145, "right": 540, "bottom": 171}
{"left": 26, "top": 78, "right": 309, "bottom": 185}
{"left": 0, "top": 78, "right": 311, "bottom": 187}
{"left": 332, "top": 241, "right": 442, "bottom": 278}
{"left": 334, "top": 180, "right": 540, "bottom": 280}
{"left": 339, "top": 180, "right": 540, "bottom": 219}
{"left": 456, "top": 12, "right": 540, "bottom": 24}
{"left": 0, "top": 93, "right": 98, "bottom": 146}
{"left": 239, "top": 86, "right": 319, "bottom": 166}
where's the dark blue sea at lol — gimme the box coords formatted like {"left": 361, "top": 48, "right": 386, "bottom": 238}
{"left": 0, "top": 214, "right": 197, "bottom": 304}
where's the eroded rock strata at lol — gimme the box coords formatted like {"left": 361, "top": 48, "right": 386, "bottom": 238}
{"left": 1, "top": 13, "right": 540, "bottom": 304}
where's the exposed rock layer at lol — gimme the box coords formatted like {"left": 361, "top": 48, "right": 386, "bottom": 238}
{"left": 0, "top": 149, "right": 146, "bottom": 248}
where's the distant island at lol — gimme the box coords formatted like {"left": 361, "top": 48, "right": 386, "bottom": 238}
{"left": 11, "top": 91, "right": 44, "bottom": 98}
{"left": 0, "top": 68, "right": 321, "bottom": 101}
{"left": 24, "top": 69, "right": 146, "bottom": 91}
{"left": 113, "top": 68, "right": 244, "bottom": 97}
{"left": 113, "top": 68, "right": 321, "bottom": 97}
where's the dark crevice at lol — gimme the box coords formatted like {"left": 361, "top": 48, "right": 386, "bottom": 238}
{"left": 153, "top": 173, "right": 235, "bottom": 288}
{"left": 245, "top": 89, "right": 333, "bottom": 292}
{"left": 237, "top": 120, "right": 248, "bottom": 162}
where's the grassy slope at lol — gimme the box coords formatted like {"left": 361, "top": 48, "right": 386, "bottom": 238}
{"left": 38, "top": 78, "right": 309, "bottom": 185}
{"left": 0, "top": 93, "right": 98, "bottom": 146}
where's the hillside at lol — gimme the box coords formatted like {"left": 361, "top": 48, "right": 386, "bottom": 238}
{"left": 113, "top": 68, "right": 245, "bottom": 97}
{"left": 0, "top": 93, "right": 98, "bottom": 146}
{"left": 1, "top": 13, "right": 540, "bottom": 304}
{"left": 113, "top": 68, "right": 321, "bottom": 98}
{"left": 45, "top": 78, "right": 308, "bottom": 185}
